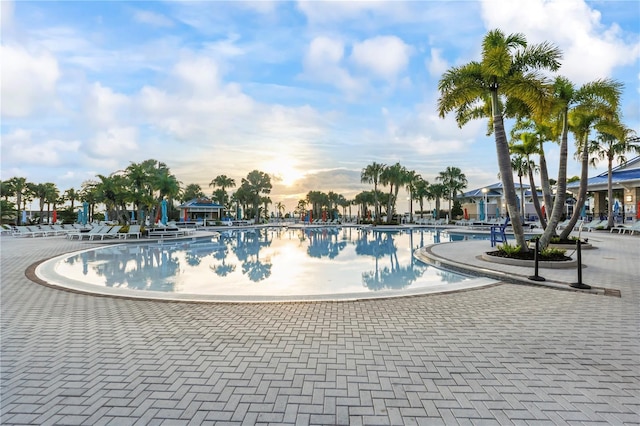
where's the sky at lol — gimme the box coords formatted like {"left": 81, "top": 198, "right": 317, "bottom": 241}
{"left": 1, "top": 0, "right": 639, "bottom": 213}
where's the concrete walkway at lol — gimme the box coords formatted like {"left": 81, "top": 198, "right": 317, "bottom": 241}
{"left": 1, "top": 230, "right": 638, "bottom": 425}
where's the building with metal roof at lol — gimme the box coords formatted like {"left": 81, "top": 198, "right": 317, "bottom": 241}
{"left": 567, "top": 156, "right": 640, "bottom": 220}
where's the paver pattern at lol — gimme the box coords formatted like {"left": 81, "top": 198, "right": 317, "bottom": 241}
{"left": 1, "top": 231, "right": 639, "bottom": 425}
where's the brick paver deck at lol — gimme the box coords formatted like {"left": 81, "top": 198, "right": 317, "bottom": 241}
{"left": 1, "top": 231, "right": 638, "bottom": 425}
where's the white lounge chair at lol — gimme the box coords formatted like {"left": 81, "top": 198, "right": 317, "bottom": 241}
{"left": 119, "top": 225, "right": 142, "bottom": 239}
{"left": 90, "top": 226, "right": 123, "bottom": 240}
{"left": 68, "top": 226, "right": 106, "bottom": 240}
{"left": 581, "top": 219, "right": 604, "bottom": 232}
{"left": 621, "top": 221, "right": 640, "bottom": 235}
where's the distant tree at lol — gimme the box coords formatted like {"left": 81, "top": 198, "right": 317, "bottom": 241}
{"left": 181, "top": 183, "right": 205, "bottom": 203}
{"left": 361, "top": 162, "right": 386, "bottom": 221}
{"left": 380, "top": 162, "right": 408, "bottom": 224}
{"left": 429, "top": 183, "right": 447, "bottom": 219}
{"left": 209, "top": 175, "right": 236, "bottom": 207}
{"left": 436, "top": 166, "right": 467, "bottom": 218}
{"left": 240, "top": 170, "right": 272, "bottom": 224}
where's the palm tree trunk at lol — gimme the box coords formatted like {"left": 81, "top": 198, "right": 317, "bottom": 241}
{"left": 494, "top": 114, "right": 528, "bottom": 251}
{"left": 559, "top": 135, "right": 589, "bottom": 239}
{"left": 528, "top": 166, "right": 546, "bottom": 229}
{"left": 539, "top": 147, "right": 553, "bottom": 222}
{"left": 606, "top": 155, "right": 614, "bottom": 229}
{"left": 540, "top": 110, "right": 569, "bottom": 248}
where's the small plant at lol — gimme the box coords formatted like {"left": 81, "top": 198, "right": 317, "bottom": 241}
{"left": 498, "top": 242, "right": 522, "bottom": 255}
{"left": 541, "top": 247, "right": 566, "bottom": 257}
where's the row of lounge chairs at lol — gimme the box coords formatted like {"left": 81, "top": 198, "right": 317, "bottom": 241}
{"left": 414, "top": 218, "right": 447, "bottom": 226}
{"left": 66, "top": 225, "right": 142, "bottom": 240}
{"left": 11, "top": 224, "right": 81, "bottom": 238}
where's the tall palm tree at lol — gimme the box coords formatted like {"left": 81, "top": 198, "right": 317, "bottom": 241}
{"left": 361, "top": 162, "right": 386, "bottom": 222}
{"left": 588, "top": 122, "right": 638, "bottom": 229}
{"left": 546, "top": 78, "right": 622, "bottom": 242}
{"left": 436, "top": 166, "right": 468, "bottom": 219}
{"left": 438, "top": 29, "right": 562, "bottom": 251}
{"left": 275, "top": 201, "right": 285, "bottom": 219}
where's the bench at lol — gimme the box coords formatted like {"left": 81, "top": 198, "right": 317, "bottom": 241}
{"left": 490, "top": 216, "right": 510, "bottom": 247}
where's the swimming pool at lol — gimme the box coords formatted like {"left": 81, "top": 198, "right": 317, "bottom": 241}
{"left": 37, "top": 227, "right": 496, "bottom": 302}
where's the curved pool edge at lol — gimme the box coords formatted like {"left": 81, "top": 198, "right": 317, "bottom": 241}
{"left": 31, "top": 244, "right": 500, "bottom": 304}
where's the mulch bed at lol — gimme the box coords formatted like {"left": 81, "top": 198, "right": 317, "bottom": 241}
{"left": 485, "top": 250, "right": 572, "bottom": 262}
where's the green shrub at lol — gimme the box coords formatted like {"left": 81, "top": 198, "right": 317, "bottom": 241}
{"left": 541, "top": 247, "right": 566, "bottom": 257}
{"left": 498, "top": 242, "right": 522, "bottom": 255}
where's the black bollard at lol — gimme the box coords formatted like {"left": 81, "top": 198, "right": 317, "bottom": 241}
{"left": 570, "top": 240, "right": 591, "bottom": 289}
{"left": 528, "top": 238, "right": 546, "bottom": 282}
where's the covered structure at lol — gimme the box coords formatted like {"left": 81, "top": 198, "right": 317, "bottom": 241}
{"left": 178, "top": 198, "right": 225, "bottom": 223}
{"left": 567, "top": 156, "right": 640, "bottom": 221}
{"left": 460, "top": 182, "right": 541, "bottom": 221}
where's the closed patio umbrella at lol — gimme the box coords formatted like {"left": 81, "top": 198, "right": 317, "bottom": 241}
{"left": 478, "top": 199, "right": 485, "bottom": 221}
{"left": 82, "top": 202, "right": 89, "bottom": 225}
{"left": 52, "top": 210, "right": 57, "bottom": 224}
{"left": 161, "top": 199, "right": 168, "bottom": 225}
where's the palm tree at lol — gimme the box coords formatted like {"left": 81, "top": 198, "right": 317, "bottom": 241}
{"left": 545, "top": 78, "right": 622, "bottom": 243}
{"left": 181, "top": 183, "right": 205, "bottom": 203}
{"left": 588, "top": 123, "right": 639, "bottom": 229}
{"left": 380, "top": 162, "right": 407, "bottom": 224}
{"left": 361, "top": 162, "right": 386, "bottom": 222}
{"left": 412, "top": 177, "right": 431, "bottom": 219}
{"left": 275, "top": 201, "right": 285, "bottom": 219}
{"left": 404, "top": 170, "right": 420, "bottom": 223}
{"left": 509, "top": 156, "right": 527, "bottom": 220}
{"left": 436, "top": 166, "right": 468, "bottom": 219}
{"left": 510, "top": 134, "right": 545, "bottom": 227}
{"left": 438, "top": 29, "right": 562, "bottom": 251}
{"left": 209, "top": 175, "right": 236, "bottom": 207}
{"left": 8, "top": 177, "right": 28, "bottom": 225}
{"left": 429, "top": 183, "right": 447, "bottom": 219}
{"left": 240, "top": 170, "right": 272, "bottom": 224}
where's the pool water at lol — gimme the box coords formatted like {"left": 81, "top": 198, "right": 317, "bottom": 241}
{"left": 38, "top": 227, "right": 495, "bottom": 301}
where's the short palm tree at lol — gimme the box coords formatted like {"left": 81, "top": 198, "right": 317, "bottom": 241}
{"left": 436, "top": 166, "right": 467, "bottom": 219}
{"left": 588, "top": 122, "right": 639, "bottom": 229}
{"left": 438, "top": 29, "right": 562, "bottom": 251}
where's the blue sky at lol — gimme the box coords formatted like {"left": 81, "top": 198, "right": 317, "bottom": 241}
{"left": 2, "top": 0, "right": 639, "bottom": 212}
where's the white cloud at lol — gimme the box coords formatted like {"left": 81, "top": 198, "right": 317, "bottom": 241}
{"left": 426, "top": 48, "right": 448, "bottom": 77}
{"left": 0, "top": 44, "right": 60, "bottom": 117}
{"left": 1, "top": 129, "right": 81, "bottom": 167}
{"left": 87, "top": 127, "right": 139, "bottom": 158}
{"left": 480, "top": 0, "right": 640, "bottom": 84}
{"left": 302, "top": 36, "right": 362, "bottom": 93}
{"left": 84, "top": 82, "right": 131, "bottom": 127}
{"left": 133, "top": 9, "right": 174, "bottom": 27}
{"left": 350, "top": 36, "right": 412, "bottom": 82}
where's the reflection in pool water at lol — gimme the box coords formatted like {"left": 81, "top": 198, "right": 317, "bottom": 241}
{"left": 50, "top": 227, "right": 483, "bottom": 298}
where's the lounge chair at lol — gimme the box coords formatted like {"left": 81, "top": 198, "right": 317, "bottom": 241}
{"left": 12, "top": 226, "right": 41, "bottom": 238}
{"left": 621, "top": 221, "right": 640, "bottom": 235}
{"left": 68, "top": 226, "right": 106, "bottom": 240}
{"left": 581, "top": 219, "right": 604, "bottom": 232}
{"left": 90, "top": 226, "right": 123, "bottom": 240}
{"left": 119, "top": 225, "right": 142, "bottom": 239}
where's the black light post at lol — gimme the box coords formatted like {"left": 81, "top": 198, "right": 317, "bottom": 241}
{"left": 570, "top": 240, "right": 591, "bottom": 289}
{"left": 528, "top": 238, "right": 546, "bottom": 282}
